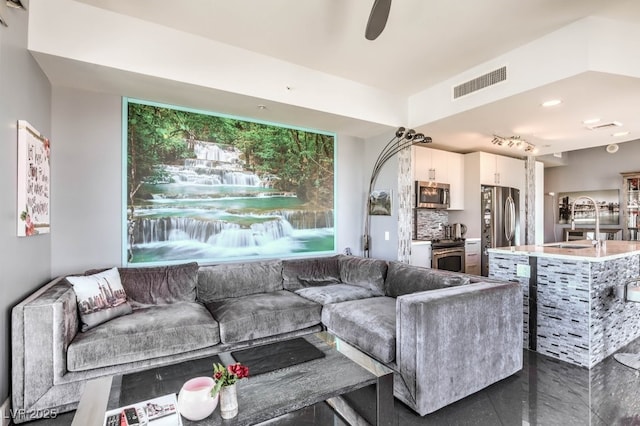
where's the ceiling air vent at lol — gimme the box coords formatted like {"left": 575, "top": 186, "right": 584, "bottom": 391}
{"left": 453, "top": 66, "right": 507, "bottom": 99}
{"left": 586, "top": 121, "right": 622, "bottom": 130}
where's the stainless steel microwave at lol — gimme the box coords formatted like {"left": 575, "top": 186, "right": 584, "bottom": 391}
{"left": 415, "top": 181, "right": 450, "bottom": 209}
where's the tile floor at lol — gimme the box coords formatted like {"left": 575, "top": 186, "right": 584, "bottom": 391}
{"left": 20, "top": 340, "right": 640, "bottom": 426}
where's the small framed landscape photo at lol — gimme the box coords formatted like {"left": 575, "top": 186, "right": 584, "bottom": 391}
{"left": 369, "top": 189, "right": 392, "bottom": 216}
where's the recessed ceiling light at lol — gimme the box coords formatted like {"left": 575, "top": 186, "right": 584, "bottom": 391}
{"left": 257, "top": 104, "right": 267, "bottom": 110}
{"left": 612, "top": 131, "right": 630, "bottom": 137}
{"left": 542, "top": 99, "right": 562, "bottom": 107}
{"left": 582, "top": 118, "right": 601, "bottom": 125}
{"left": 606, "top": 144, "right": 619, "bottom": 153}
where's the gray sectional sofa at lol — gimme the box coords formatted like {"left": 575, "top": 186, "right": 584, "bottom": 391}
{"left": 11, "top": 255, "right": 522, "bottom": 423}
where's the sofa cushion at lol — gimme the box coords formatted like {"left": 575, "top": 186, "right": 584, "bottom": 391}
{"left": 295, "top": 284, "right": 380, "bottom": 305}
{"left": 205, "top": 290, "right": 321, "bottom": 344}
{"left": 197, "top": 260, "right": 283, "bottom": 303}
{"left": 338, "top": 256, "right": 387, "bottom": 296}
{"left": 298, "top": 276, "right": 342, "bottom": 287}
{"left": 67, "top": 302, "right": 219, "bottom": 371}
{"left": 116, "top": 262, "right": 199, "bottom": 307}
{"left": 282, "top": 256, "right": 341, "bottom": 291}
{"left": 322, "top": 297, "right": 396, "bottom": 363}
{"left": 66, "top": 267, "right": 133, "bottom": 332}
{"left": 384, "top": 261, "right": 471, "bottom": 297}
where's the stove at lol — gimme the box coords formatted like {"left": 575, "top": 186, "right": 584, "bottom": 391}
{"left": 431, "top": 239, "right": 466, "bottom": 272}
{"left": 431, "top": 238, "right": 465, "bottom": 249}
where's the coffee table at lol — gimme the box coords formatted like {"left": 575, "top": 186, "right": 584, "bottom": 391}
{"left": 72, "top": 332, "right": 394, "bottom": 425}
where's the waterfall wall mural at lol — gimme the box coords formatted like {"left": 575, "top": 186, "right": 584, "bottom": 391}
{"left": 124, "top": 99, "right": 336, "bottom": 265}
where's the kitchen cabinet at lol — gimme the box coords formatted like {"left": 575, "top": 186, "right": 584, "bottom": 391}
{"left": 464, "top": 239, "right": 481, "bottom": 275}
{"left": 621, "top": 172, "right": 640, "bottom": 240}
{"left": 410, "top": 241, "right": 431, "bottom": 268}
{"left": 478, "top": 152, "right": 525, "bottom": 189}
{"left": 414, "top": 147, "right": 448, "bottom": 182}
{"left": 413, "top": 147, "right": 464, "bottom": 210}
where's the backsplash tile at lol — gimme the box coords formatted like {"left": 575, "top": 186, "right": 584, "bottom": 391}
{"left": 414, "top": 209, "right": 448, "bottom": 240}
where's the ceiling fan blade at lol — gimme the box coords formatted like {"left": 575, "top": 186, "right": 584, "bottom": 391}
{"left": 365, "top": 0, "right": 392, "bottom": 40}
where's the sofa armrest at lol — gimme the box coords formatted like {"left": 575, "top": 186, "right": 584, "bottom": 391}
{"left": 395, "top": 281, "right": 522, "bottom": 415}
{"left": 12, "top": 277, "right": 79, "bottom": 418}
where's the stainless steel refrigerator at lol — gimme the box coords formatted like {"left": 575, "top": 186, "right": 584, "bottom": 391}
{"left": 481, "top": 185, "right": 520, "bottom": 276}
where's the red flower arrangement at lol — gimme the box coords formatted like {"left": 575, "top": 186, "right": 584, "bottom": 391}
{"left": 211, "top": 362, "right": 249, "bottom": 397}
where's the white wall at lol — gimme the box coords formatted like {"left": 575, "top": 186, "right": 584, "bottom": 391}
{"left": 50, "top": 88, "right": 122, "bottom": 276}
{"left": 335, "top": 134, "right": 367, "bottom": 255}
{"left": 544, "top": 138, "right": 640, "bottom": 242}
{"left": 364, "top": 131, "right": 401, "bottom": 261}
{"left": 50, "top": 87, "right": 367, "bottom": 275}
{"left": 0, "top": 3, "right": 52, "bottom": 403}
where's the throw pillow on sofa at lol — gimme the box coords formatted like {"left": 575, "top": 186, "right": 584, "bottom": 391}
{"left": 66, "top": 267, "right": 133, "bottom": 332}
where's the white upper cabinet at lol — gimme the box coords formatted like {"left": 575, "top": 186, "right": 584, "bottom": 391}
{"left": 478, "top": 152, "right": 525, "bottom": 189}
{"left": 413, "top": 147, "right": 464, "bottom": 210}
{"left": 414, "top": 146, "right": 440, "bottom": 181}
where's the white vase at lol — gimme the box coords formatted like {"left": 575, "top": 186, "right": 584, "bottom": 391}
{"left": 177, "top": 376, "right": 219, "bottom": 421}
{"left": 219, "top": 383, "right": 238, "bottom": 419}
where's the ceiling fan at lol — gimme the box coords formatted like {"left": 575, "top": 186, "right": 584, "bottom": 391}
{"left": 365, "top": 0, "right": 391, "bottom": 40}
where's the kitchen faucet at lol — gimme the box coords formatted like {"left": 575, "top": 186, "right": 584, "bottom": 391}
{"left": 570, "top": 196, "right": 603, "bottom": 249}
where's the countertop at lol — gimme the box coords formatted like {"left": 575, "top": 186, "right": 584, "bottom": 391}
{"left": 488, "top": 240, "right": 640, "bottom": 261}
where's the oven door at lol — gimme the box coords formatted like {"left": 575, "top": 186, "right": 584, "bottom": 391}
{"left": 432, "top": 247, "right": 465, "bottom": 273}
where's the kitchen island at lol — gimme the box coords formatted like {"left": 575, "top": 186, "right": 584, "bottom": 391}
{"left": 488, "top": 240, "right": 640, "bottom": 368}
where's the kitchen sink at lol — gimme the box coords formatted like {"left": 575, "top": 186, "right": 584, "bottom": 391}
{"left": 543, "top": 243, "right": 593, "bottom": 249}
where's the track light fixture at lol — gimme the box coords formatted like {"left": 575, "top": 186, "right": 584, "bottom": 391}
{"left": 491, "top": 134, "right": 536, "bottom": 154}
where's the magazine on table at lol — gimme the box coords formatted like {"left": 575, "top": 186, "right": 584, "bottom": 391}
{"left": 103, "top": 393, "right": 182, "bottom": 426}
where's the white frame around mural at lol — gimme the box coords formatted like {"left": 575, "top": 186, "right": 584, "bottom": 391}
{"left": 17, "top": 120, "right": 51, "bottom": 237}
{"left": 122, "top": 98, "right": 337, "bottom": 266}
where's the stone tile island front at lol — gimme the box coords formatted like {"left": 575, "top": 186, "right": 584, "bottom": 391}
{"left": 488, "top": 240, "right": 640, "bottom": 368}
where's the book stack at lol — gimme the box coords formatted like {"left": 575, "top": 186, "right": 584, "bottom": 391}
{"left": 104, "top": 394, "right": 182, "bottom": 426}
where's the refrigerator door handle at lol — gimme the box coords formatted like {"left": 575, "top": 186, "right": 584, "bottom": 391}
{"left": 504, "top": 195, "right": 516, "bottom": 243}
